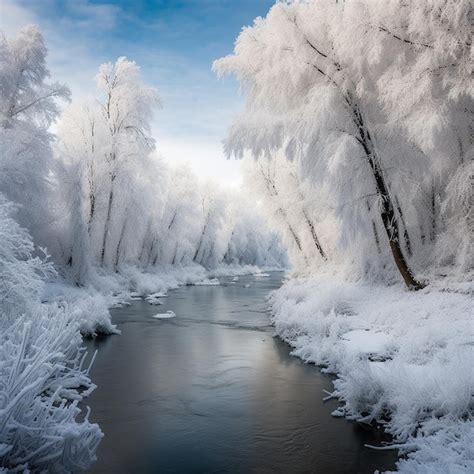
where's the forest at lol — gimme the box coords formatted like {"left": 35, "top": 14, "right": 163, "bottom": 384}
{"left": 0, "top": 1, "right": 472, "bottom": 473}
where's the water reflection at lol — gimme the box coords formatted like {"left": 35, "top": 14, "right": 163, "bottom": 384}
{"left": 85, "top": 273, "right": 397, "bottom": 473}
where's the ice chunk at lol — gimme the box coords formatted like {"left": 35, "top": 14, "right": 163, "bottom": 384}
{"left": 152, "top": 310, "right": 176, "bottom": 319}
{"left": 147, "top": 297, "right": 164, "bottom": 305}
{"left": 147, "top": 291, "right": 168, "bottom": 298}
{"left": 194, "top": 278, "right": 220, "bottom": 286}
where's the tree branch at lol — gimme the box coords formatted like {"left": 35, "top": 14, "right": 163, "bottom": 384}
{"left": 378, "top": 25, "right": 433, "bottom": 49}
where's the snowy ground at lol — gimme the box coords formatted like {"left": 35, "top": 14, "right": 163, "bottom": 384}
{"left": 270, "top": 273, "right": 473, "bottom": 473}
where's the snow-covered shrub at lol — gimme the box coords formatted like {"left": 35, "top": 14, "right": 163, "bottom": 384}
{"left": 0, "top": 309, "right": 102, "bottom": 472}
{"left": 0, "top": 195, "right": 102, "bottom": 471}
{"left": 0, "top": 196, "right": 55, "bottom": 319}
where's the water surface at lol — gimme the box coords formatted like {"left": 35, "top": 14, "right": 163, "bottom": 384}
{"left": 86, "top": 272, "right": 397, "bottom": 473}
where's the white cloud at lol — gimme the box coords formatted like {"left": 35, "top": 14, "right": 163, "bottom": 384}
{"left": 0, "top": 0, "right": 36, "bottom": 35}
{"left": 65, "top": 0, "right": 120, "bottom": 30}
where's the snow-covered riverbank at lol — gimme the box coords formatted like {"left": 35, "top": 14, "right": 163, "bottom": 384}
{"left": 270, "top": 274, "right": 473, "bottom": 473}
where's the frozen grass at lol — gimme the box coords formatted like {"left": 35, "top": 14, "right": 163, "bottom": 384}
{"left": 0, "top": 308, "right": 103, "bottom": 472}
{"left": 269, "top": 272, "right": 473, "bottom": 473}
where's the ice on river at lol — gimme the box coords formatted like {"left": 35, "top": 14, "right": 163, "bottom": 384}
{"left": 152, "top": 310, "right": 176, "bottom": 319}
{"left": 147, "top": 291, "right": 168, "bottom": 298}
{"left": 194, "top": 278, "right": 220, "bottom": 286}
{"left": 147, "top": 297, "right": 164, "bottom": 305}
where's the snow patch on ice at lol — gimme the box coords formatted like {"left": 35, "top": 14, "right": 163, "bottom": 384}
{"left": 152, "top": 310, "right": 176, "bottom": 319}
{"left": 194, "top": 278, "right": 221, "bottom": 286}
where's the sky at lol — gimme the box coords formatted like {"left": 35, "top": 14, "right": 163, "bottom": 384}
{"left": 0, "top": 0, "right": 276, "bottom": 185}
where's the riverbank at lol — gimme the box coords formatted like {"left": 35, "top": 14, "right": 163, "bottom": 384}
{"left": 270, "top": 273, "right": 474, "bottom": 473}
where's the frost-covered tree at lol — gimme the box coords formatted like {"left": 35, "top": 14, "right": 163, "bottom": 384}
{"left": 358, "top": 0, "right": 473, "bottom": 273}
{"left": 56, "top": 58, "right": 164, "bottom": 276}
{"left": 242, "top": 153, "right": 327, "bottom": 268}
{"left": 221, "top": 195, "right": 288, "bottom": 268}
{"left": 94, "top": 57, "right": 160, "bottom": 267}
{"left": 192, "top": 180, "right": 228, "bottom": 268}
{"left": 150, "top": 165, "right": 202, "bottom": 266}
{"left": 215, "top": 0, "right": 473, "bottom": 287}
{"left": 0, "top": 25, "right": 69, "bottom": 245}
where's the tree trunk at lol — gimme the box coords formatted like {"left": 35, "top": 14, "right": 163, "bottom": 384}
{"left": 100, "top": 176, "right": 115, "bottom": 267}
{"left": 114, "top": 218, "right": 127, "bottom": 270}
{"left": 171, "top": 242, "right": 179, "bottom": 265}
{"left": 279, "top": 209, "right": 304, "bottom": 254}
{"left": 395, "top": 196, "right": 412, "bottom": 257}
{"left": 430, "top": 185, "right": 437, "bottom": 242}
{"left": 351, "top": 102, "right": 424, "bottom": 290}
{"left": 194, "top": 220, "right": 208, "bottom": 262}
{"left": 302, "top": 209, "right": 327, "bottom": 260}
{"left": 366, "top": 201, "right": 381, "bottom": 254}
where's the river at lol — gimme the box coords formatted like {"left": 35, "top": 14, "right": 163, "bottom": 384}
{"left": 85, "top": 272, "right": 397, "bottom": 473}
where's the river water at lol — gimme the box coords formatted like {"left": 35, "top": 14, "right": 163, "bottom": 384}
{"left": 85, "top": 272, "right": 397, "bottom": 473}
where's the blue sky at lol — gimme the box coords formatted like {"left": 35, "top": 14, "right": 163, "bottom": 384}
{"left": 1, "top": 0, "right": 276, "bottom": 184}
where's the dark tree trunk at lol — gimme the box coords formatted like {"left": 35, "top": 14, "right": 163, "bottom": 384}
{"left": 395, "top": 196, "right": 412, "bottom": 257}
{"left": 366, "top": 201, "right": 381, "bottom": 254}
{"left": 430, "top": 185, "right": 437, "bottom": 242}
{"left": 100, "top": 175, "right": 115, "bottom": 267}
{"left": 171, "top": 243, "right": 178, "bottom": 265}
{"left": 303, "top": 209, "right": 327, "bottom": 260}
{"left": 194, "top": 220, "right": 208, "bottom": 262}
{"left": 114, "top": 218, "right": 127, "bottom": 269}
{"left": 351, "top": 102, "right": 424, "bottom": 290}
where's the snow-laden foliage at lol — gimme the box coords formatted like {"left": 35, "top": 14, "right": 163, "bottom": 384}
{"left": 0, "top": 195, "right": 102, "bottom": 472}
{"left": 214, "top": 0, "right": 473, "bottom": 286}
{"left": 0, "top": 25, "right": 70, "bottom": 248}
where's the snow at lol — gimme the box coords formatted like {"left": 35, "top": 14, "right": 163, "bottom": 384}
{"left": 152, "top": 310, "right": 176, "bottom": 319}
{"left": 146, "top": 296, "right": 164, "bottom": 305}
{"left": 269, "top": 273, "right": 474, "bottom": 473}
{"left": 194, "top": 277, "right": 221, "bottom": 286}
{"left": 341, "top": 329, "right": 392, "bottom": 356}
{"left": 147, "top": 291, "right": 168, "bottom": 298}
